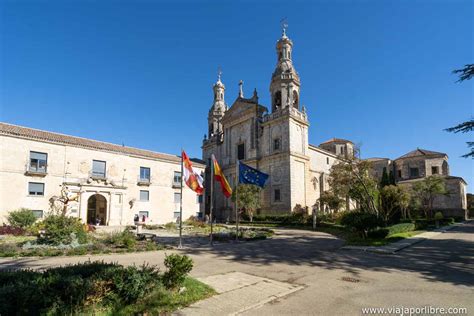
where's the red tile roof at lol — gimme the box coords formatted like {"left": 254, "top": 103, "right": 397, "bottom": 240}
{"left": 0, "top": 122, "right": 204, "bottom": 165}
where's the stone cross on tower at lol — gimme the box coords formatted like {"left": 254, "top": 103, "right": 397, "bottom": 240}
{"left": 217, "top": 66, "right": 222, "bottom": 82}
{"left": 280, "top": 17, "right": 288, "bottom": 37}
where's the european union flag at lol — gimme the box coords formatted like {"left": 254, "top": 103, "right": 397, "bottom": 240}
{"left": 238, "top": 161, "right": 269, "bottom": 188}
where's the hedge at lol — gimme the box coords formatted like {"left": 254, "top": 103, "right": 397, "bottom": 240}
{"left": 387, "top": 223, "right": 416, "bottom": 236}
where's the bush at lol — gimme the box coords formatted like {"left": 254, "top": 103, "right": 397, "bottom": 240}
{"left": 184, "top": 216, "right": 206, "bottom": 228}
{"left": 0, "top": 225, "right": 25, "bottom": 236}
{"left": 434, "top": 211, "right": 444, "bottom": 221}
{"left": 38, "top": 215, "right": 88, "bottom": 245}
{"left": 162, "top": 254, "right": 193, "bottom": 290}
{"left": 7, "top": 208, "right": 37, "bottom": 229}
{"left": 367, "top": 228, "right": 389, "bottom": 239}
{"left": 104, "top": 230, "right": 137, "bottom": 249}
{"left": 340, "top": 211, "right": 381, "bottom": 238}
{"left": 0, "top": 261, "right": 160, "bottom": 315}
{"left": 387, "top": 223, "right": 416, "bottom": 236}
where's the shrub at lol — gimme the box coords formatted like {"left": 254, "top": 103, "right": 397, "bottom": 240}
{"left": 0, "top": 261, "right": 160, "bottom": 315}
{"left": 104, "top": 230, "right": 137, "bottom": 249}
{"left": 7, "top": 208, "right": 37, "bottom": 229}
{"left": 162, "top": 254, "right": 193, "bottom": 290}
{"left": 184, "top": 216, "right": 206, "bottom": 227}
{"left": 0, "top": 225, "right": 25, "bottom": 236}
{"left": 38, "top": 215, "right": 88, "bottom": 245}
{"left": 367, "top": 228, "right": 389, "bottom": 239}
{"left": 434, "top": 211, "right": 444, "bottom": 221}
{"left": 387, "top": 223, "right": 416, "bottom": 236}
{"left": 340, "top": 211, "right": 381, "bottom": 238}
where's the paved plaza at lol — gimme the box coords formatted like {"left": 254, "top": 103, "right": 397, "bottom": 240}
{"left": 1, "top": 223, "right": 473, "bottom": 315}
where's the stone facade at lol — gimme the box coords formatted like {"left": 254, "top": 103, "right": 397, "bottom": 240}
{"left": 368, "top": 149, "right": 468, "bottom": 219}
{"left": 0, "top": 123, "right": 204, "bottom": 225}
{"left": 202, "top": 30, "right": 354, "bottom": 220}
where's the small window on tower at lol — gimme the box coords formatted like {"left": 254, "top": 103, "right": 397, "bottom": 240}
{"left": 292, "top": 90, "right": 299, "bottom": 109}
{"left": 274, "top": 189, "right": 281, "bottom": 202}
{"left": 237, "top": 143, "right": 245, "bottom": 160}
{"left": 273, "top": 138, "right": 281, "bottom": 151}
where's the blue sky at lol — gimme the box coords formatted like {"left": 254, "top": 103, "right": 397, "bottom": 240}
{"left": 1, "top": 0, "right": 473, "bottom": 190}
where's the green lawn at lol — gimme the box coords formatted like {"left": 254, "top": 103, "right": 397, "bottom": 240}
{"left": 115, "top": 277, "right": 215, "bottom": 315}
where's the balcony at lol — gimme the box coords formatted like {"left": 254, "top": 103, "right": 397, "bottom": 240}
{"left": 25, "top": 164, "right": 47, "bottom": 177}
{"left": 137, "top": 176, "right": 151, "bottom": 186}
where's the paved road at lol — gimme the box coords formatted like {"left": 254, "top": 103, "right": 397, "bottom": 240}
{"left": 1, "top": 223, "right": 473, "bottom": 315}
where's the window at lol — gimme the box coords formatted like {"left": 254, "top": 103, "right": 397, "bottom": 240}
{"left": 138, "top": 211, "right": 149, "bottom": 218}
{"left": 92, "top": 160, "right": 106, "bottom": 178}
{"left": 174, "top": 193, "right": 181, "bottom": 204}
{"left": 140, "top": 167, "right": 150, "bottom": 181}
{"left": 197, "top": 195, "right": 203, "bottom": 203}
{"left": 28, "top": 182, "right": 44, "bottom": 196}
{"left": 326, "top": 157, "right": 330, "bottom": 165}
{"left": 140, "top": 190, "right": 149, "bottom": 201}
{"left": 237, "top": 143, "right": 245, "bottom": 160}
{"left": 32, "top": 210, "right": 43, "bottom": 219}
{"left": 292, "top": 90, "right": 299, "bottom": 108}
{"left": 274, "top": 189, "right": 281, "bottom": 202}
{"left": 273, "top": 138, "right": 281, "bottom": 151}
{"left": 173, "top": 172, "right": 182, "bottom": 185}
{"left": 29, "top": 151, "right": 47, "bottom": 173}
{"left": 432, "top": 166, "right": 439, "bottom": 175}
{"left": 410, "top": 168, "right": 419, "bottom": 177}
{"left": 273, "top": 91, "right": 282, "bottom": 111}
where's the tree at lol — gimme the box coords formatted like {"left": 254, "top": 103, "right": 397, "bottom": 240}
{"left": 318, "top": 191, "right": 344, "bottom": 212}
{"left": 328, "top": 156, "right": 379, "bottom": 215}
{"left": 379, "top": 185, "right": 411, "bottom": 224}
{"left": 411, "top": 176, "right": 448, "bottom": 219}
{"left": 398, "top": 185, "right": 411, "bottom": 220}
{"left": 453, "top": 64, "right": 474, "bottom": 82}
{"left": 446, "top": 64, "right": 473, "bottom": 158}
{"left": 379, "top": 185, "right": 400, "bottom": 224}
{"left": 380, "top": 168, "right": 390, "bottom": 188}
{"left": 231, "top": 184, "right": 261, "bottom": 222}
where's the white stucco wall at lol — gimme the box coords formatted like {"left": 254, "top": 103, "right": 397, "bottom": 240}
{"left": 0, "top": 135, "right": 203, "bottom": 225}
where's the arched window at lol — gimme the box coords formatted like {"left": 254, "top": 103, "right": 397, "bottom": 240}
{"left": 273, "top": 91, "right": 282, "bottom": 112}
{"left": 288, "top": 51, "right": 291, "bottom": 59}
{"left": 220, "top": 93, "right": 223, "bottom": 99}
{"left": 278, "top": 52, "right": 283, "bottom": 60}
{"left": 292, "top": 90, "right": 299, "bottom": 109}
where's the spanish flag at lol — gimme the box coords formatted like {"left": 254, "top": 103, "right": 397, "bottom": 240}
{"left": 182, "top": 150, "right": 204, "bottom": 195}
{"left": 212, "top": 154, "right": 232, "bottom": 198}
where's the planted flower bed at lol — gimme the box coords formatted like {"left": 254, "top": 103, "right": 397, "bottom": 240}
{"left": 212, "top": 227, "right": 274, "bottom": 242}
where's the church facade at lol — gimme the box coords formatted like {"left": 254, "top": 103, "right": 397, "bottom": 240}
{"left": 202, "top": 30, "right": 354, "bottom": 220}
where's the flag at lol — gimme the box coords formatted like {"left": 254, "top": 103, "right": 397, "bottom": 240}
{"left": 212, "top": 154, "right": 232, "bottom": 198}
{"left": 182, "top": 150, "right": 204, "bottom": 195}
{"left": 238, "top": 161, "right": 269, "bottom": 188}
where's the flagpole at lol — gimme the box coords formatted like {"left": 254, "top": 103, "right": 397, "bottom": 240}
{"left": 178, "top": 150, "right": 184, "bottom": 249}
{"left": 235, "top": 160, "right": 239, "bottom": 241}
{"left": 210, "top": 157, "right": 214, "bottom": 246}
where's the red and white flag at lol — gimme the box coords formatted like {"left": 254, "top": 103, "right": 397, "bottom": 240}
{"left": 182, "top": 150, "right": 204, "bottom": 195}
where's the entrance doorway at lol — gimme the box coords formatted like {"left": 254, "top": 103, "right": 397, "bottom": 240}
{"left": 87, "top": 194, "right": 107, "bottom": 225}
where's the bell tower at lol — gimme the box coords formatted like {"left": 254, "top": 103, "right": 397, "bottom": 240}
{"left": 270, "top": 22, "right": 301, "bottom": 112}
{"left": 207, "top": 69, "right": 227, "bottom": 138}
